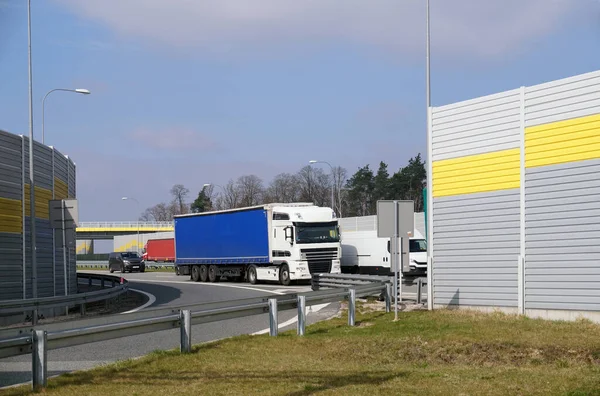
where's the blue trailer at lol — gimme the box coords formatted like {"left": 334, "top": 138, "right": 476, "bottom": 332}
{"left": 174, "top": 203, "right": 342, "bottom": 285}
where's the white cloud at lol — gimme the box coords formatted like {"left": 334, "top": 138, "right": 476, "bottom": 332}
{"left": 54, "top": 0, "right": 592, "bottom": 60}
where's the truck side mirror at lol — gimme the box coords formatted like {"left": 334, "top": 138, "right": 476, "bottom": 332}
{"left": 284, "top": 227, "right": 294, "bottom": 244}
{"left": 387, "top": 240, "right": 390, "bottom": 253}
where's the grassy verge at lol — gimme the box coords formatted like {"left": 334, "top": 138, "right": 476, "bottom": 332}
{"left": 6, "top": 306, "right": 600, "bottom": 395}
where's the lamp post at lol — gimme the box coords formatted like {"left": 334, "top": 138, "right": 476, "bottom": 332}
{"left": 26, "top": 0, "right": 37, "bottom": 323}
{"left": 42, "top": 88, "right": 91, "bottom": 145}
{"left": 121, "top": 197, "right": 140, "bottom": 253}
{"left": 309, "top": 160, "right": 335, "bottom": 214}
{"left": 425, "top": 0, "right": 433, "bottom": 311}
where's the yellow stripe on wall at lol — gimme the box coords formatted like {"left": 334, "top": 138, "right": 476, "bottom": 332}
{"left": 54, "top": 178, "right": 69, "bottom": 200}
{"left": 24, "top": 184, "right": 53, "bottom": 220}
{"left": 432, "top": 148, "right": 520, "bottom": 198}
{"left": 0, "top": 197, "right": 22, "bottom": 233}
{"left": 526, "top": 113, "right": 600, "bottom": 168}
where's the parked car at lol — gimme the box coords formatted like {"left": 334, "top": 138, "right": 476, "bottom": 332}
{"left": 109, "top": 251, "right": 145, "bottom": 273}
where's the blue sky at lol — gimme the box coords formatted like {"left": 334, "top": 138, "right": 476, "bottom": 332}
{"left": 1, "top": 0, "right": 600, "bottom": 222}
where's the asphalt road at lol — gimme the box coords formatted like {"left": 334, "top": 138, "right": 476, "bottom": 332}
{"left": 0, "top": 271, "right": 339, "bottom": 389}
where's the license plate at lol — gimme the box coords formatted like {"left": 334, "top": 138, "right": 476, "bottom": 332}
{"left": 133, "top": 266, "right": 139, "bottom": 269}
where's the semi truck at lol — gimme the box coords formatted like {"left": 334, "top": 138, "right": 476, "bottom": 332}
{"left": 141, "top": 238, "right": 175, "bottom": 263}
{"left": 173, "top": 203, "right": 342, "bottom": 285}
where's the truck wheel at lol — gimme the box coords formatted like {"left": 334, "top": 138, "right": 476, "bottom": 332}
{"left": 247, "top": 265, "right": 258, "bottom": 285}
{"left": 208, "top": 265, "right": 218, "bottom": 282}
{"left": 191, "top": 265, "right": 201, "bottom": 282}
{"left": 199, "top": 265, "right": 208, "bottom": 282}
{"left": 279, "top": 264, "right": 291, "bottom": 286}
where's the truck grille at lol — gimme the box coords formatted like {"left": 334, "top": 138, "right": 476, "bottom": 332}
{"left": 301, "top": 248, "right": 337, "bottom": 274}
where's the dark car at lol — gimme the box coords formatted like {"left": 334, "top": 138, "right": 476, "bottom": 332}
{"left": 109, "top": 251, "right": 145, "bottom": 273}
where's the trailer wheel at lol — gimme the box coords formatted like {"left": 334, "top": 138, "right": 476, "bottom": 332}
{"left": 208, "top": 265, "right": 218, "bottom": 282}
{"left": 175, "top": 266, "right": 180, "bottom": 276}
{"left": 200, "top": 265, "right": 209, "bottom": 282}
{"left": 279, "top": 264, "right": 291, "bottom": 286}
{"left": 191, "top": 265, "right": 201, "bottom": 282}
{"left": 247, "top": 265, "right": 258, "bottom": 284}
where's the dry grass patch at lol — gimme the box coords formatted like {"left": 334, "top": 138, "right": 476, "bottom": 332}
{"left": 5, "top": 309, "right": 600, "bottom": 395}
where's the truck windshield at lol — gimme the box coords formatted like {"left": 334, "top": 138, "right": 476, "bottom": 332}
{"left": 295, "top": 222, "right": 340, "bottom": 244}
{"left": 409, "top": 239, "right": 427, "bottom": 252}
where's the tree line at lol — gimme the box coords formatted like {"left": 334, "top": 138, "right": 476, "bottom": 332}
{"left": 140, "top": 154, "right": 426, "bottom": 221}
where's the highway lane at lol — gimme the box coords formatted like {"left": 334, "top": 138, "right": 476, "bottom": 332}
{"left": 0, "top": 271, "right": 337, "bottom": 389}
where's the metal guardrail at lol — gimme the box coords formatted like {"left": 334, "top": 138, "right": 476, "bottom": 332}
{"left": 0, "top": 276, "right": 389, "bottom": 391}
{"left": 77, "top": 261, "right": 175, "bottom": 270}
{"left": 77, "top": 221, "right": 173, "bottom": 229}
{"left": 0, "top": 273, "right": 128, "bottom": 324}
{"left": 312, "top": 273, "right": 427, "bottom": 304}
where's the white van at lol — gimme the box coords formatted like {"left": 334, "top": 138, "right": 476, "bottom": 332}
{"left": 340, "top": 229, "right": 427, "bottom": 276}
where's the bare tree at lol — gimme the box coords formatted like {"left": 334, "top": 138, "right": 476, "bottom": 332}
{"left": 139, "top": 203, "right": 172, "bottom": 221}
{"left": 264, "top": 173, "right": 300, "bottom": 203}
{"left": 332, "top": 166, "right": 348, "bottom": 216}
{"left": 297, "top": 166, "right": 330, "bottom": 207}
{"left": 221, "top": 179, "right": 241, "bottom": 209}
{"left": 237, "top": 175, "right": 264, "bottom": 207}
{"left": 170, "top": 184, "right": 190, "bottom": 215}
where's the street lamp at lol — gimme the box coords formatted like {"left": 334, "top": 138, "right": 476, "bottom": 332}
{"left": 121, "top": 197, "right": 140, "bottom": 254}
{"left": 309, "top": 160, "right": 335, "bottom": 214}
{"left": 26, "top": 0, "right": 37, "bottom": 323}
{"left": 425, "top": 0, "right": 433, "bottom": 312}
{"left": 42, "top": 88, "right": 91, "bottom": 145}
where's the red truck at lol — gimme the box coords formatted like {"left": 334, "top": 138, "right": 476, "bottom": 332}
{"left": 142, "top": 238, "right": 175, "bottom": 263}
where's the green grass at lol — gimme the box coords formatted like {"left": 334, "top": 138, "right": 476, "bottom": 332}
{"left": 5, "top": 307, "right": 600, "bottom": 395}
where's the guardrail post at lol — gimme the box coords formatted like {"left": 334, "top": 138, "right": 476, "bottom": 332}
{"left": 32, "top": 330, "right": 47, "bottom": 391}
{"left": 268, "top": 298, "right": 278, "bottom": 336}
{"left": 101, "top": 278, "right": 105, "bottom": 289}
{"left": 297, "top": 295, "right": 306, "bottom": 336}
{"left": 348, "top": 288, "right": 356, "bottom": 327}
{"left": 417, "top": 278, "right": 423, "bottom": 305}
{"left": 385, "top": 283, "right": 392, "bottom": 313}
{"left": 80, "top": 302, "right": 86, "bottom": 316}
{"left": 180, "top": 309, "right": 192, "bottom": 353}
{"left": 88, "top": 277, "right": 92, "bottom": 287}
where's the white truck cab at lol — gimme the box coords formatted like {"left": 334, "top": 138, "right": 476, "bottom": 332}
{"left": 269, "top": 204, "right": 342, "bottom": 283}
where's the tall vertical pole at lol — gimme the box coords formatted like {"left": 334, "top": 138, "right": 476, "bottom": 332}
{"left": 62, "top": 200, "right": 68, "bottom": 314}
{"left": 393, "top": 200, "right": 398, "bottom": 321}
{"left": 27, "top": 0, "right": 38, "bottom": 323}
{"left": 425, "top": 0, "right": 434, "bottom": 311}
{"left": 426, "top": 0, "right": 431, "bottom": 109}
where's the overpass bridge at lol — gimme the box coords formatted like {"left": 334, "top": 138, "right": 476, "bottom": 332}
{"left": 76, "top": 221, "right": 174, "bottom": 240}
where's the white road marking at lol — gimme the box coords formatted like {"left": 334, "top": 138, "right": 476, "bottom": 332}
{"left": 251, "top": 303, "right": 330, "bottom": 335}
{"left": 121, "top": 288, "right": 157, "bottom": 314}
{"left": 129, "top": 279, "right": 287, "bottom": 295}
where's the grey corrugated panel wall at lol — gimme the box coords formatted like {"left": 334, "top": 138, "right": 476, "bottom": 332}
{"left": 67, "top": 158, "right": 77, "bottom": 294}
{"left": 430, "top": 68, "right": 600, "bottom": 315}
{"left": 0, "top": 131, "right": 24, "bottom": 300}
{"left": 523, "top": 70, "right": 600, "bottom": 312}
{"left": 0, "top": 130, "right": 77, "bottom": 301}
{"left": 431, "top": 89, "right": 521, "bottom": 309}
{"left": 432, "top": 191, "right": 519, "bottom": 307}
{"left": 52, "top": 150, "right": 69, "bottom": 296}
